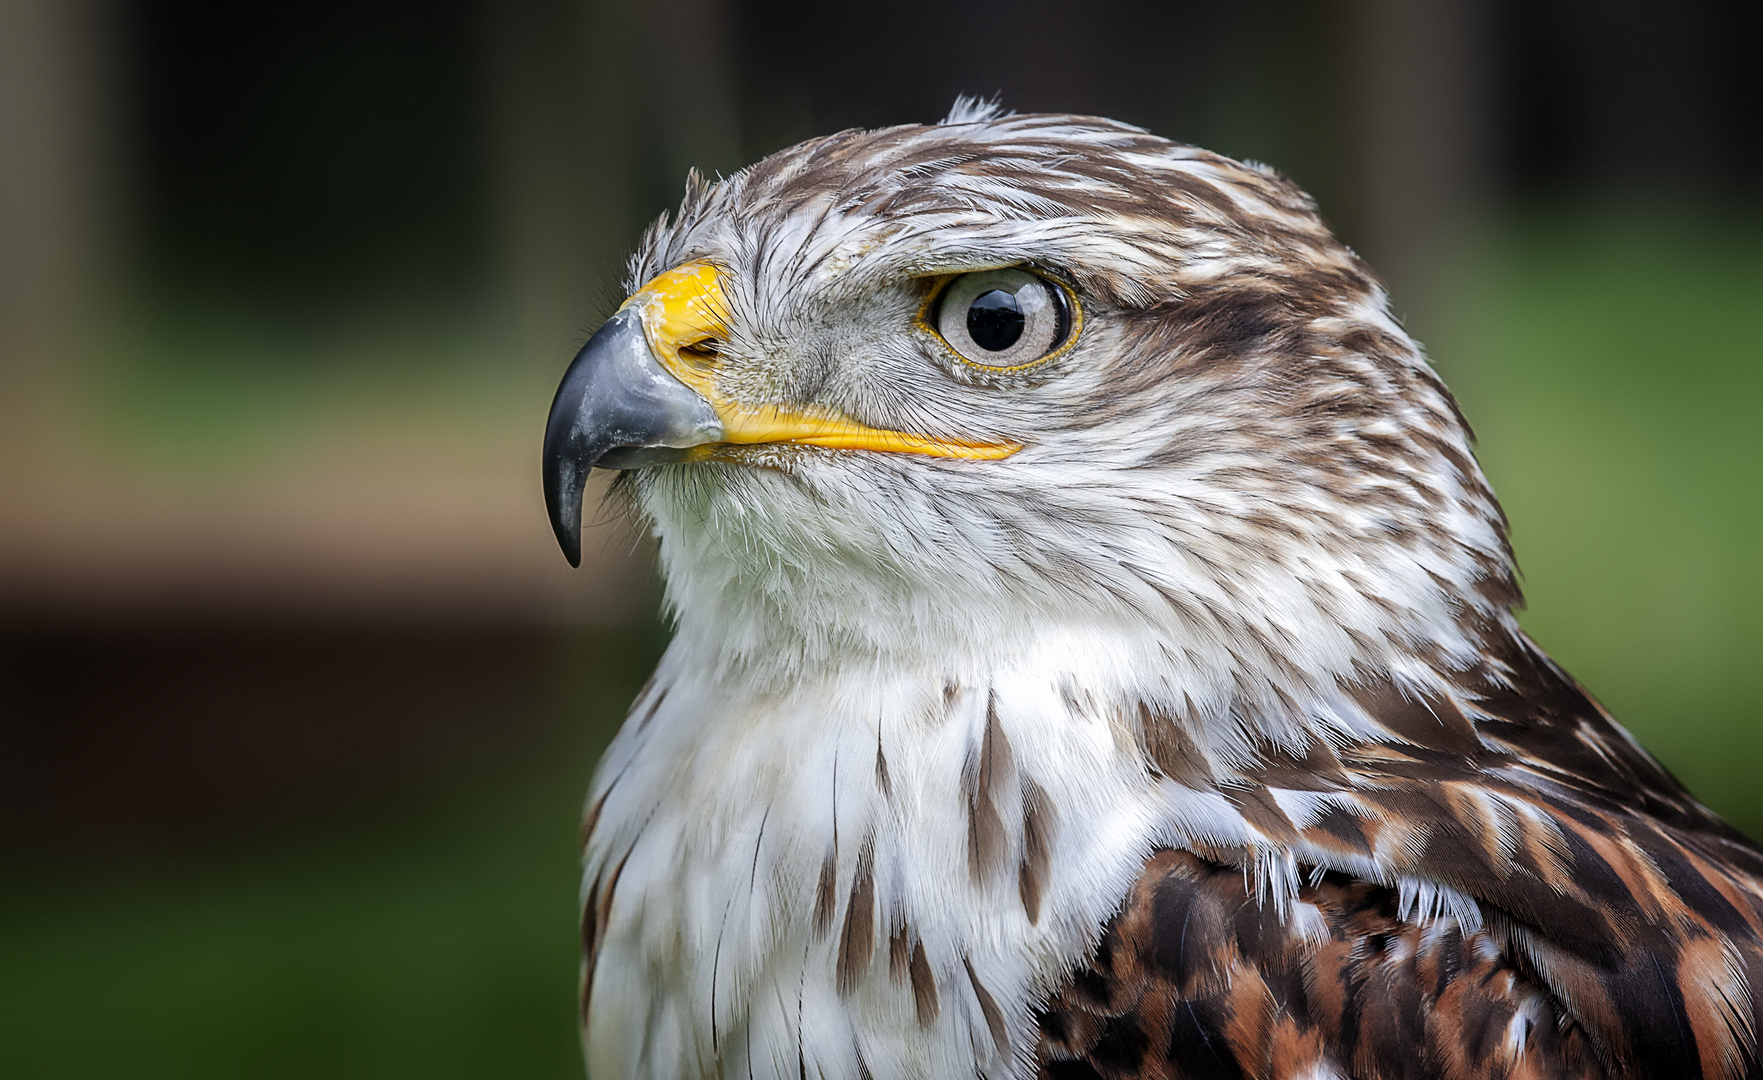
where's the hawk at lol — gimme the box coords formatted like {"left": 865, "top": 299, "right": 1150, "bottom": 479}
{"left": 541, "top": 103, "right": 1763, "bottom": 1080}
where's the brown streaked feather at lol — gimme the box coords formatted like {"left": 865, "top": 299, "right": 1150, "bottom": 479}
{"left": 1037, "top": 849, "right": 1611, "bottom": 1080}
{"left": 966, "top": 692, "right": 1014, "bottom": 886}
{"left": 888, "top": 921, "right": 911, "bottom": 984}
{"left": 1042, "top": 629, "right": 1763, "bottom": 1079}
{"left": 1135, "top": 700, "right": 1214, "bottom": 788}
{"left": 1219, "top": 783, "right": 1297, "bottom": 844}
{"left": 579, "top": 843, "right": 635, "bottom": 1025}
{"left": 632, "top": 684, "right": 667, "bottom": 732}
{"left": 836, "top": 838, "right": 877, "bottom": 995}
{"left": 910, "top": 938, "right": 939, "bottom": 1026}
{"left": 1020, "top": 777, "right": 1055, "bottom": 924}
{"left": 874, "top": 735, "right": 894, "bottom": 800}
{"left": 1240, "top": 734, "right": 1351, "bottom": 792}
{"left": 965, "top": 955, "right": 1010, "bottom": 1057}
{"left": 813, "top": 847, "right": 838, "bottom": 938}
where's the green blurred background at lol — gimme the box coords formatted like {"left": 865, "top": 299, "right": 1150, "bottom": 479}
{"left": 1, "top": 0, "right": 1758, "bottom": 1075}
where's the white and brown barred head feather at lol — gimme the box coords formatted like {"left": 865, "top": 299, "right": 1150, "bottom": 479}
{"left": 617, "top": 107, "right": 1513, "bottom": 696}
{"left": 564, "top": 106, "right": 1763, "bottom": 1080}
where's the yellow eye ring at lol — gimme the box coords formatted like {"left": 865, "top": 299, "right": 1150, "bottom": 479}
{"left": 917, "top": 269, "right": 1083, "bottom": 374}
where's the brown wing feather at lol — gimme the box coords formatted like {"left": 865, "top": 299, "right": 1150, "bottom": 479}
{"left": 1037, "top": 849, "right": 1610, "bottom": 1080}
{"left": 1039, "top": 631, "right": 1763, "bottom": 1079}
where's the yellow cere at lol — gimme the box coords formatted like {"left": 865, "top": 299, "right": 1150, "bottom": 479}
{"left": 623, "top": 261, "right": 1022, "bottom": 462}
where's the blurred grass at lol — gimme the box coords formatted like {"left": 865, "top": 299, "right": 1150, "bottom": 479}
{"left": 3, "top": 798, "right": 583, "bottom": 1077}
{"left": 0, "top": 627, "right": 657, "bottom": 1078}
{"left": 90, "top": 300, "right": 551, "bottom": 474}
{"left": 2, "top": 207, "right": 1760, "bottom": 1075}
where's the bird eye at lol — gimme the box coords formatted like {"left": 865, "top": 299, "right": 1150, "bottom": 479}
{"left": 933, "top": 269, "right": 1073, "bottom": 369}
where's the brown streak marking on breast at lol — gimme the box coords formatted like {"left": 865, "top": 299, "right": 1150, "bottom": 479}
{"left": 813, "top": 847, "right": 838, "bottom": 938}
{"left": 836, "top": 837, "right": 877, "bottom": 995}
{"left": 874, "top": 734, "right": 893, "bottom": 800}
{"left": 634, "top": 685, "right": 668, "bottom": 732}
{"left": 888, "top": 922, "right": 911, "bottom": 985}
{"left": 580, "top": 791, "right": 609, "bottom": 855}
{"left": 964, "top": 955, "right": 1010, "bottom": 1057}
{"left": 579, "top": 842, "right": 635, "bottom": 1026}
{"left": 910, "top": 939, "right": 939, "bottom": 1025}
{"left": 1019, "top": 777, "right": 1055, "bottom": 925}
{"left": 579, "top": 880, "right": 600, "bottom": 1002}
{"left": 966, "top": 692, "right": 1012, "bottom": 886}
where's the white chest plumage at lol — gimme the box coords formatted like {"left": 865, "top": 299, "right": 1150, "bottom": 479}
{"left": 581, "top": 635, "right": 1177, "bottom": 1080}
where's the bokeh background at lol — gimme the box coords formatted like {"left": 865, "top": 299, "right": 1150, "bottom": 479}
{"left": 2, "top": 0, "right": 1759, "bottom": 1074}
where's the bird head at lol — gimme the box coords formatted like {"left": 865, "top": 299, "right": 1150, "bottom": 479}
{"left": 544, "top": 107, "right": 1518, "bottom": 695}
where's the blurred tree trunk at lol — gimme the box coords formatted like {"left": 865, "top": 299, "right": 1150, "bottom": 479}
{"left": 647, "top": 0, "right": 744, "bottom": 192}
{"left": 0, "top": 0, "right": 114, "bottom": 381}
{"left": 1350, "top": 0, "right": 1491, "bottom": 345}
{"left": 477, "top": 0, "right": 741, "bottom": 369}
{"left": 479, "top": 0, "right": 634, "bottom": 366}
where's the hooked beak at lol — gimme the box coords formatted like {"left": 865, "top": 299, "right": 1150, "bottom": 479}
{"left": 540, "top": 306, "right": 722, "bottom": 567}
{"left": 542, "top": 262, "right": 1022, "bottom": 567}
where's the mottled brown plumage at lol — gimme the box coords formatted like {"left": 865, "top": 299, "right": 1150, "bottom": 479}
{"left": 1038, "top": 632, "right": 1763, "bottom": 1079}
{"left": 1039, "top": 849, "right": 1611, "bottom": 1080}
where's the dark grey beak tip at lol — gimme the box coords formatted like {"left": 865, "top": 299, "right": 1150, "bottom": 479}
{"left": 540, "top": 308, "right": 721, "bottom": 568}
{"left": 542, "top": 345, "right": 595, "bottom": 568}
{"left": 543, "top": 456, "right": 584, "bottom": 568}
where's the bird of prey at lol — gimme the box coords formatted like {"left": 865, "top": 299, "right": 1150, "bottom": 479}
{"left": 541, "top": 102, "right": 1763, "bottom": 1080}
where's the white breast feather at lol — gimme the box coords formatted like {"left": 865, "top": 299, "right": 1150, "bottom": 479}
{"left": 585, "top": 631, "right": 1184, "bottom": 1080}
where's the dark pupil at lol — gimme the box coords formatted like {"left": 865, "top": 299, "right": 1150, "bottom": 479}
{"left": 966, "top": 289, "right": 1024, "bottom": 351}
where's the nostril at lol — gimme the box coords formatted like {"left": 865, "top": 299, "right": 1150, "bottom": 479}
{"left": 679, "top": 338, "right": 723, "bottom": 367}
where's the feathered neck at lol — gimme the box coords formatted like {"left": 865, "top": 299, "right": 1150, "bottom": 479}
{"left": 635, "top": 462, "right": 1513, "bottom": 718}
